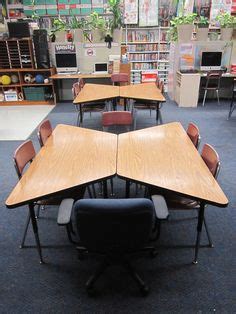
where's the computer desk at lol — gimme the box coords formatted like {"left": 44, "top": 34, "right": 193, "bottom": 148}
{"left": 50, "top": 73, "right": 112, "bottom": 102}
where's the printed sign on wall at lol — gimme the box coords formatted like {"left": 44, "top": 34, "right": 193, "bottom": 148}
{"left": 84, "top": 48, "right": 96, "bottom": 57}
{"left": 210, "top": 0, "right": 232, "bottom": 20}
{"left": 139, "top": 0, "right": 159, "bottom": 26}
{"left": 124, "top": 0, "right": 138, "bottom": 24}
{"left": 55, "top": 44, "right": 75, "bottom": 54}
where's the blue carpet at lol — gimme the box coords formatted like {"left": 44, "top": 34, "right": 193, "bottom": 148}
{"left": 0, "top": 98, "right": 235, "bottom": 313}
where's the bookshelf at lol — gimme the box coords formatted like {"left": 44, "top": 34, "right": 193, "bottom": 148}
{"left": 123, "top": 27, "right": 170, "bottom": 90}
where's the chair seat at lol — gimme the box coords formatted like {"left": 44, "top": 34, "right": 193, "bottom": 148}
{"left": 203, "top": 85, "right": 219, "bottom": 90}
{"left": 164, "top": 192, "right": 199, "bottom": 210}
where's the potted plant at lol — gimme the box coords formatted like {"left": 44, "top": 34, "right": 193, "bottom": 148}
{"left": 216, "top": 12, "right": 236, "bottom": 41}
{"left": 88, "top": 12, "right": 106, "bottom": 42}
{"left": 107, "top": 0, "right": 123, "bottom": 43}
{"left": 50, "top": 18, "right": 67, "bottom": 42}
{"left": 195, "top": 16, "right": 209, "bottom": 41}
{"left": 169, "top": 13, "right": 197, "bottom": 42}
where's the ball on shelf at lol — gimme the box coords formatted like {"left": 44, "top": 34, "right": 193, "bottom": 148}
{"left": 11, "top": 74, "right": 19, "bottom": 84}
{"left": 24, "top": 73, "right": 33, "bottom": 83}
{"left": 0, "top": 92, "right": 4, "bottom": 101}
{"left": 1, "top": 75, "right": 11, "bottom": 85}
{"left": 35, "top": 74, "right": 44, "bottom": 84}
{"left": 44, "top": 78, "right": 49, "bottom": 84}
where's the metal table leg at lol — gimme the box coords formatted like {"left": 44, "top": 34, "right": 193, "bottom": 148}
{"left": 126, "top": 180, "right": 130, "bottom": 198}
{"left": 193, "top": 202, "right": 205, "bottom": 264}
{"left": 28, "top": 203, "right": 44, "bottom": 264}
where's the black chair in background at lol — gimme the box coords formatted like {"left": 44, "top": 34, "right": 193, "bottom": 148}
{"left": 202, "top": 71, "right": 223, "bottom": 106}
{"left": 74, "top": 198, "right": 156, "bottom": 296}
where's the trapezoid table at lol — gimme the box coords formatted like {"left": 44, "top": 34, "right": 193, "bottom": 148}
{"left": 6, "top": 124, "right": 117, "bottom": 262}
{"left": 117, "top": 122, "right": 228, "bottom": 263}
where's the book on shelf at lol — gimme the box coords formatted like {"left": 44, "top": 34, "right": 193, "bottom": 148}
{"left": 127, "top": 30, "right": 158, "bottom": 42}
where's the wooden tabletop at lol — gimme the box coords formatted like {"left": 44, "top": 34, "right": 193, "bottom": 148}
{"left": 50, "top": 73, "right": 112, "bottom": 80}
{"left": 73, "top": 84, "right": 120, "bottom": 104}
{"left": 120, "top": 83, "right": 166, "bottom": 102}
{"left": 117, "top": 122, "right": 228, "bottom": 207}
{"left": 6, "top": 124, "right": 117, "bottom": 208}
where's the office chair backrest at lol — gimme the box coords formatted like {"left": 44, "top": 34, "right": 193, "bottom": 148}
{"left": 206, "top": 71, "right": 223, "bottom": 89}
{"left": 111, "top": 73, "right": 129, "bottom": 84}
{"left": 74, "top": 198, "right": 154, "bottom": 253}
{"left": 37, "top": 119, "right": 53, "bottom": 147}
{"left": 187, "top": 122, "right": 201, "bottom": 149}
{"left": 14, "top": 140, "right": 36, "bottom": 178}
{"left": 102, "top": 111, "right": 133, "bottom": 127}
{"left": 201, "top": 143, "right": 220, "bottom": 179}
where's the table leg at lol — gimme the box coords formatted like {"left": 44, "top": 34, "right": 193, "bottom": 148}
{"left": 103, "top": 180, "right": 108, "bottom": 198}
{"left": 193, "top": 202, "right": 205, "bottom": 264}
{"left": 28, "top": 203, "right": 44, "bottom": 264}
{"left": 126, "top": 180, "right": 130, "bottom": 198}
{"left": 79, "top": 104, "right": 83, "bottom": 125}
{"left": 124, "top": 98, "right": 127, "bottom": 111}
{"left": 156, "top": 102, "right": 159, "bottom": 122}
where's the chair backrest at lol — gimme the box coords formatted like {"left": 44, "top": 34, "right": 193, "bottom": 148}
{"left": 187, "top": 122, "right": 201, "bottom": 149}
{"left": 102, "top": 111, "right": 133, "bottom": 129}
{"left": 74, "top": 198, "right": 154, "bottom": 253}
{"left": 72, "top": 79, "right": 85, "bottom": 99}
{"left": 14, "top": 140, "right": 36, "bottom": 178}
{"left": 37, "top": 119, "right": 53, "bottom": 147}
{"left": 201, "top": 143, "right": 220, "bottom": 179}
{"left": 205, "top": 71, "right": 222, "bottom": 89}
{"left": 111, "top": 73, "right": 129, "bottom": 85}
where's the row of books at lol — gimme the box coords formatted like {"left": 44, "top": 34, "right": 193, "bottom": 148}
{"left": 129, "top": 54, "right": 158, "bottom": 61}
{"left": 128, "top": 44, "right": 158, "bottom": 52}
{"left": 132, "top": 62, "right": 158, "bottom": 70}
{"left": 127, "top": 31, "right": 158, "bottom": 43}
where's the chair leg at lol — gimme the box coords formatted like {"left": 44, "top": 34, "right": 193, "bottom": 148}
{"left": 203, "top": 216, "right": 214, "bottom": 248}
{"left": 19, "top": 211, "right": 31, "bottom": 248}
{"left": 202, "top": 90, "right": 207, "bottom": 106}
{"left": 66, "top": 224, "right": 77, "bottom": 244}
{"left": 92, "top": 184, "right": 97, "bottom": 198}
{"left": 123, "top": 259, "right": 149, "bottom": 296}
{"left": 227, "top": 94, "right": 235, "bottom": 120}
{"left": 86, "top": 258, "right": 109, "bottom": 294}
{"left": 87, "top": 186, "right": 93, "bottom": 198}
{"left": 216, "top": 89, "right": 220, "bottom": 106}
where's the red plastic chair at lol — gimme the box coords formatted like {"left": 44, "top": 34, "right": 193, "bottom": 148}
{"left": 111, "top": 73, "right": 129, "bottom": 85}
{"left": 187, "top": 122, "right": 201, "bottom": 149}
{"left": 72, "top": 79, "right": 106, "bottom": 126}
{"left": 37, "top": 119, "right": 53, "bottom": 147}
{"left": 102, "top": 111, "right": 133, "bottom": 132}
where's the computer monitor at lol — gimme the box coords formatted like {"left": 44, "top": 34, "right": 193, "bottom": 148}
{"left": 8, "top": 22, "right": 30, "bottom": 39}
{"left": 55, "top": 53, "right": 78, "bottom": 73}
{"left": 200, "top": 51, "right": 222, "bottom": 71}
{"left": 94, "top": 62, "right": 108, "bottom": 74}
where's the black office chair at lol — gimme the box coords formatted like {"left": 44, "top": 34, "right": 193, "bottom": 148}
{"left": 74, "top": 198, "right": 156, "bottom": 296}
{"left": 202, "top": 71, "right": 223, "bottom": 106}
{"left": 227, "top": 78, "right": 236, "bottom": 119}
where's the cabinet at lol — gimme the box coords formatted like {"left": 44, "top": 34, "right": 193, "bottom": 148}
{"left": 175, "top": 71, "right": 200, "bottom": 107}
{"left": 123, "top": 27, "right": 170, "bottom": 90}
{"left": 0, "top": 39, "right": 34, "bottom": 69}
{"left": 0, "top": 68, "right": 56, "bottom": 106}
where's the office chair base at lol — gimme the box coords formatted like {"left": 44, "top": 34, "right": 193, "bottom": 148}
{"left": 84, "top": 256, "right": 150, "bottom": 296}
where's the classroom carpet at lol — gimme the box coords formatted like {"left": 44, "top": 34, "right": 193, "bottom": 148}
{"left": 0, "top": 98, "right": 235, "bottom": 313}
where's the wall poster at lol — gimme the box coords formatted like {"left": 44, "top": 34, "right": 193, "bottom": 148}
{"left": 139, "top": 0, "right": 159, "bottom": 27}
{"left": 124, "top": 0, "right": 138, "bottom": 24}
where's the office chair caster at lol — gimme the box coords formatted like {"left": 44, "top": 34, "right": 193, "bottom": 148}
{"left": 86, "top": 285, "right": 96, "bottom": 297}
{"left": 140, "top": 285, "right": 149, "bottom": 296}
